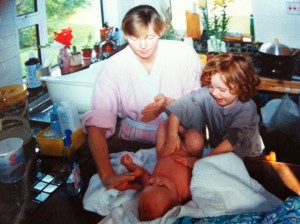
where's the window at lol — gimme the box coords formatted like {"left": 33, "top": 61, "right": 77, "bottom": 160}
{"left": 16, "top": 0, "right": 103, "bottom": 78}
{"left": 170, "top": 0, "right": 253, "bottom": 35}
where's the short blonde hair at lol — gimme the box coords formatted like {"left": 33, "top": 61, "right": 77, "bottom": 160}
{"left": 122, "top": 5, "right": 167, "bottom": 37}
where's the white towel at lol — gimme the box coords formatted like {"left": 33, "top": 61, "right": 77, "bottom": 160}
{"left": 190, "top": 152, "right": 282, "bottom": 217}
{"left": 83, "top": 174, "right": 119, "bottom": 216}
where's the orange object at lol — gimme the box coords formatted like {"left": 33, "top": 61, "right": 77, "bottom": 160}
{"left": 185, "top": 11, "right": 201, "bottom": 39}
{"left": 269, "top": 151, "right": 277, "bottom": 162}
{"left": 256, "top": 151, "right": 277, "bottom": 162}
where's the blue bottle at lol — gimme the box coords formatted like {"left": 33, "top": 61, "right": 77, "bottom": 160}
{"left": 63, "top": 129, "right": 82, "bottom": 196}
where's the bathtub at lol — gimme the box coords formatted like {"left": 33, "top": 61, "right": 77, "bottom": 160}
{"left": 41, "top": 61, "right": 106, "bottom": 113}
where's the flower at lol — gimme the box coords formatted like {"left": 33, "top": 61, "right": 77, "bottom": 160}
{"left": 198, "top": 0, "right": 234, "bottom": 53}
{"left": 53, "top": 27, "right": 73, "bottom": 48}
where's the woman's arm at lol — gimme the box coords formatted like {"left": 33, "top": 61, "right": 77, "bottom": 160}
{"left": 88, "top": 126, "right": 142, "bottom": 190}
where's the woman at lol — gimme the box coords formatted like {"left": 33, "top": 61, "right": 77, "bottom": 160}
{"left": 82, "top": 5, "right": 202, "bottom": 191}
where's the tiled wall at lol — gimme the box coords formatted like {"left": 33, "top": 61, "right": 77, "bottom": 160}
{"left": 0, "top": 0, "right": 22, "bottom": 87}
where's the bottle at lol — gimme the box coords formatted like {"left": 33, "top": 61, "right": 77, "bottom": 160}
{"left": 63, "top": 129, "right": 82, "bottom": 196}
{"left": 58, "top": 47, "right": 71, "bottom": 75}
{"left": 250, "top": 14, "right": 255, "bottom": 42}
{"left": 57, "top": 101, "right": 81, "bottom": 133}
{"left": 43, "top": 103, "right": 63, "bottom": 139}
{"left": 114, "top": 27, "right": 120, "bottom": 46}
{"left": 25, "top": 51, "right": 42, "bottom": 89}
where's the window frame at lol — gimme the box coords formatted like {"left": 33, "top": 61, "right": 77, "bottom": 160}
{"left": 16, "top": 0, "right": 49, "bottom": 66}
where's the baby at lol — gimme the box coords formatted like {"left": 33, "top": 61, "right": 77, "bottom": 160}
{"left": 121, "top": 138, "right": 202, "bottom": 221}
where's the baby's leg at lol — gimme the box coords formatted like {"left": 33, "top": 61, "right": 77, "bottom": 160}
{"left": 121, "top": 154, "right": 151, "bottom": 186}
{"left": 121, "top": 154, "right": 145, "bottom": 173}
{"left": 181, "top": 129, "right": 204, "bottom": 158}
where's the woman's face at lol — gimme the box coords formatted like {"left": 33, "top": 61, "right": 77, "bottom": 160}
{"left": 209, "top": 73, "right": 238, "bottom": 108}
{"left": 125, "top": 25, "right": 160, "bottom": 61}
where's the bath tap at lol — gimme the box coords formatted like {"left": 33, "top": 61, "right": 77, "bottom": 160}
{"left": 99, "top": 38, "right": 117, "bottom": 60}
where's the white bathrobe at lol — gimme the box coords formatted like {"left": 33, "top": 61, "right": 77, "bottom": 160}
{"left": 82, "top": 39, "right": 202, "bottom": 143}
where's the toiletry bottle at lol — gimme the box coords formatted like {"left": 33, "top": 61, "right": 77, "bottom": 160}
{"left": 114, "top": 27, "right": 120, "bottom": 46}
{"left": 50, "top": 103, "right": 61, "bottom": 132}
{"left": 25, "top": 50, "right": 42, "bottom": 89}
{"left": 57, "top": 101, "right": 81, "bottom": 133}
{"left": 63, "top": 129, "right": 82, "bottom": 196}
{"left": 44, "top": 103, "right": 63, "bottom": 139}
{"left": 250, "top": 14, "right": 255, "bottom": 42}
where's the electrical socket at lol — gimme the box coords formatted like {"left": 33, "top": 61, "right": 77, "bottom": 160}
{"left": 286, "top": 1, "right": 300, "bottom": 15}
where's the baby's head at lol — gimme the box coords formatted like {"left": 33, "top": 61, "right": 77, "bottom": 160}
{"left": 201, "top": 52, "right": 261, "bottom": 102}
{"left": 138, "top": 176, "right": 180, "bottom": 221}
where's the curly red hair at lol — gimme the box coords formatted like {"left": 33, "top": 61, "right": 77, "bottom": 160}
{"left": 200, "top": 52, "right": 261, "bottom": 102}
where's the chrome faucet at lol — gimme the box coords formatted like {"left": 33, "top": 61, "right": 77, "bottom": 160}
{"left": 99, "top": 38, "right": 118, "bottom": 60}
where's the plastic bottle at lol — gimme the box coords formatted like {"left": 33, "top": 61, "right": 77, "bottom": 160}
{"left": 57, "top": 101, "right": 81, "bottom": 133}
{"left": 25, "top": 50, "right": 42, "bottom": 89}
{"left": 114, "top": 27, "right": 120, "bottom": 46}
{"left": 250, "top": 14, "right": 255, "bottom": 42}
{"left": 50, "top": 103, "right": 61, "bottom": 132}
{"left": 63, "top": 129, "right": 82, "bottom": 196}
{"left": 43, "top": 103, "right": 63, "bottom": 139}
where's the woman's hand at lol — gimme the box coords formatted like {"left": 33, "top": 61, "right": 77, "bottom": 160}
{"left": 141, "top": 94, "right": 170, "bottom": 122}
{"left": 102, "top": 170, "right": 144, "bottom": 191}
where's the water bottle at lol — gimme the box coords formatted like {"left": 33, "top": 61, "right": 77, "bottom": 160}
{"left": 63, "top": 129, "right": 82, "bottom": 196}
{"left": 25, "top": 51, "right": 42, "bottom": 89}
{"left": 114, "top": 27, "right": 120, "bottom": 46}
{"left": 250, "top": 14, "right": 255, "bottom": 42}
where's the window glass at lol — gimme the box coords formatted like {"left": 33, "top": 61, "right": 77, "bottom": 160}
{"left": 18, "top": 25, "right": 39, "bottom": 77}
{"left": 16, "top": 0, "right": 36, "bottom": 16}
{"left": 17, "top": 0, "right": 102, "bottom": 78}
{"left": 170, "top": 0, "right": 252, "bottom": 35}
{"left": 46, "top": 0, "right": 102, "bottom": 65}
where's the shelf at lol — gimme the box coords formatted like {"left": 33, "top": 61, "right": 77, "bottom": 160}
{"left": 258, "top": 77, "right": 300, "bottom": 94}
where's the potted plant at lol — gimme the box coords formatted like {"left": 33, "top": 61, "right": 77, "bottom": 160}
{"left": 82, "top": 33, "right": 93, "bottom": 59}
{"left": 198, "top": 0, "right": 234, "bottom": 54}
{"left": 70, "top": 46, "right": 82, "bottom": 66}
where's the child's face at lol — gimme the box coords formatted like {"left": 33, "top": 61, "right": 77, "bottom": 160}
{"left": 138, "top": 176, "right": 180, "bottom": 220}
{"left": 209, "top": 73, "right": 238, "bottom": 108}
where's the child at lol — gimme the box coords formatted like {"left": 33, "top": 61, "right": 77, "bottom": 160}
{"left": 121, "top": 137, "right": 202, "bottom": 221}
{"left": 159, "top": 52, "right": 262, "bottom": 159}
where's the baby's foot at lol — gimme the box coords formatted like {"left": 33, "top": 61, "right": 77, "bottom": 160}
{"left": 121, "top": 154, "right": 133, "bottom": 166}
{"left": 121, "top": 154, "right": 145, "bottom": 173}
{"left": 121, "top": 154, "right": 137, "bottom": 172}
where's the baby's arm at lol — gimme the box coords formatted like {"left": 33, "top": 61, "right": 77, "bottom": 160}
{"left": 121, "top": 154, "right": 151, "bottom": 187}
